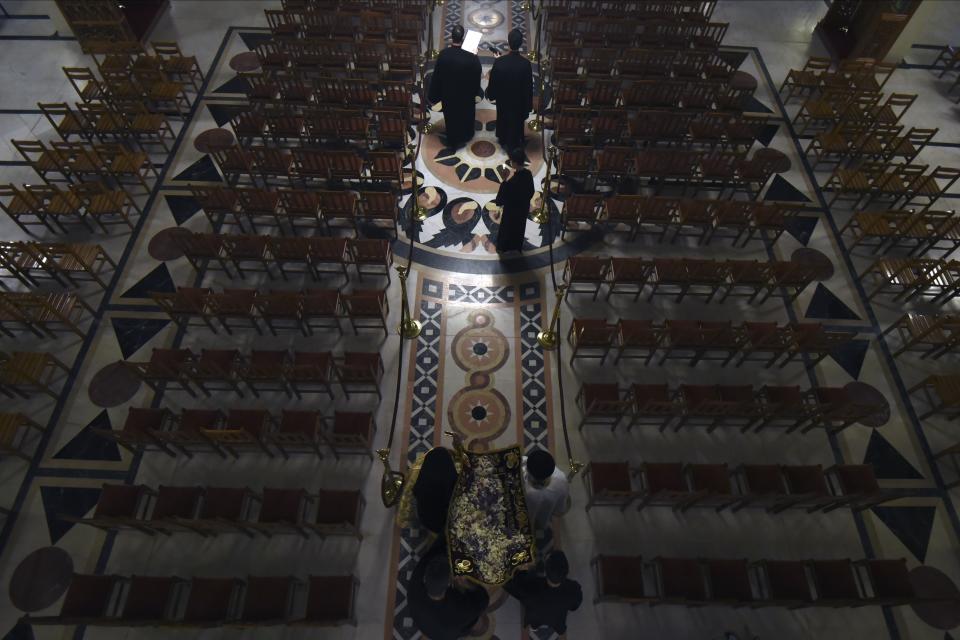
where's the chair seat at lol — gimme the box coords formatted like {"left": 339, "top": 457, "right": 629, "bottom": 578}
{"left": 582, "top": 383, "right": 621, "bottom": 407}
{"left": 688, "top": 464, "right": 731, "bottom": 493}
{"left": 93, "top": 484, "right": 143, "bottom": 517}
{"left": 242, "top": 576, "right": 294, "bottom": 621}
{"left": 61, "top": 575, "right": 119, "bottom": 617}
{"left": 707, "top": 559, "right": 752, "bottom": 602}
{"left": 782, "top": 465, "right": 829, "bottom": 495}
{"left": 184, "top": 578, "right": 236, "bottom": 622}
{"left": 122, "top": 576, "right": 178, "bottom": 620}
{"left": 304, "top": 575, "right": 354, "bottom": 622}
{"left": 811, "top": 560, "right": 860, "bottom": 600}
{"left": 644, "top": 463, "right": 686, "bottom": 492}
{"left": 332, "top": 412, "right": 373, "bottom": 439}
{"left": 258, "top": 489, "right": 305, "bottom": 523}
{"left": 597, "top": 555, "right": 646, "bottom": 598}
{"left": 279, "top": 410, "right": 321, "bottom": 436}
{"left": 314, "top": 489, "right": 361, "bottom": 525}
{"left": 589, "top": 462, "right": 633, "bottom": 493}
{"left": 200, "top": 488, "right": 248, "bottom": 519}
{"left": 742, "top": 465, "right": 786, "bottom": 494}
{"left": 658, "top": 558, "right": 706, "bottom": 600}
{"left": 765, "top": 560, "right": 813, "bottom": 601}
{"left": 153, "top": 486, "right": 202, "bottom": 519}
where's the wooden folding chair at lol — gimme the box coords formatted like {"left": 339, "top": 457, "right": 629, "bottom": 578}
{"left": 567, "top": 318, "right": 617, "bottom": 365}
{"left": 323, "top": 411, "right": 376, "bottom": 459}
{"left": 583, "top": 462, "right": 637, "bottom": 511}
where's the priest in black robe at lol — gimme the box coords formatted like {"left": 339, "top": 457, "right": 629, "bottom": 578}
{"left": 428, "top": 25, "right": 482, "bottom": 149}
{"left": 494, "top": 146, "right": 534, "bottom": 253}
{"left": 486, "top": 29, "right": 533, "bottom": 151}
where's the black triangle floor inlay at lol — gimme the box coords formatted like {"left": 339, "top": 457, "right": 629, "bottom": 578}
{"left": 40, "top": 486, "right": 101, "bottom": 544}
{"left": 239, "top": 32, "right": 273, "bottom": 51}
{"left": 172, "top": 155, "right": 221, "bottom": 183}
{"left": 744, "top": 95, "right": 774, "bottom": 114}
{"left": 2, "top": 621, "right": 35, "bottom": 640}
{"left": 207, "top": 103, "right": 246, "bottom": 127}
{"left": 783, "top": 215, "right": 818, "bottom": 245}
{"left": 765, "top": 174, "right": 812, "bottom": 203}
{"left": 871, "top": 505, "right": 936, "bottom": 563}
{"left": 756, "top": 123, "right": 780, "bottom": 147}
{"left": 863, "top": 430, "right": 923, "bottom": 480}
{"left": 111, "top": 317, "right": 171, "bottom": 359}
{"left": 120, "top": 263, "right": 176, "bottom": 299}
{"left": 164, "top": 194, "right": 202, "bottom": 225}
{"left": 828, "top": 338, "right": 870, "bottom": 379}
{"left": 804, "top": 283, "right": 862, "bottom": 321}
{"left": 53, "top": 410, "right": 121, "bottom": 462}
{"left": 716, "top": 50, "right": 749, "bottom": 69}
{"left": 212, "top": 75, "right": 250, "bottom": 95}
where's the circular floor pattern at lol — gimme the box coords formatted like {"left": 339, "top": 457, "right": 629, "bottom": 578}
{"left": 423, "top": 109, "right": 544, "bottom": 194}
{"left": 9, "top": 547, "right": 74, "bottom": 612}
{"left": 908, "top": 566, "right": 960, "bottom": 630}
{"left": 467, "top": 5, "right": 505, "bottom": 31}
{"left": 843, "top": 381, "right": 891, "bottom": 428}
{"left": 791, "top": 247, "right": 835, "bottom": 281}
{"left": 148, "top": 227, "right": 192, "bottom": 261}
{"left": 88, "top": 361, "right": 142, "bottom": 408}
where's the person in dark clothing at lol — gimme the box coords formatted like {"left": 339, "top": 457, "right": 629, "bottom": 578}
{"left": 408, "top": 540, "right": 490, "bottom": 640}
{"left": 412, "top": 447, "right": 458, "bottom": 534}
{"left": 504, "top": 551, "right": 582, "bottom": 634}
{"left": 485, "top": 28, "right": 533, "bottom": 150}
{"left": 494, "top": 146, "right": 534, "bottom": 253}
{"left": 428, "top": 24, "right": 482, "bottom": 149}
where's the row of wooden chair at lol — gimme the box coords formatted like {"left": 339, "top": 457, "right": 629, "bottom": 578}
{"left": 253, "top": 40, "right": 420, "bottom": 80}
{"left": 281, "top": 0, "right": 426, "bottom": 9}
{"left": 24, "top": 572, "right": 357, "bottom": 627}
{"left": 0, "top": 352, "right": 71, "bottom": 399}
{"left": 780, "top": 56, "right": 898, "bottom": 103}
{"left": 265, "top": 6, "right": 425, "bottom": 46}
{"left": 859, "top": 257, "right": 960, "bottom": 304}
{"left": 190, "top": 185, "right": 398, "bottom": 236}
{"left": 72, "top": 483, "right": 364, "bottom": 536}
{"left": 209, "top": 146, "right": 405, "bottom": 188}
{"left": 547, "top": 46, "right": 735, "bottom": 81}
{"left": 805, "top": 122, "right": 937, "bottom": 168}
{"left": 227, "top": 106, "right": 412, "bottom": 151}
{"left": 243, "top": 72, "right": 416, "bottom": 112}
{"left": 884, "top": 312, "right": 960, "bottom": 359}
{"left": 584, "top": 461, "right": 890, "bottom": 513}
{"left": 562, "top": 194, "right": 794, "bottom": 245}
{"left": 909, "top": 373, "right": 960, "bottom": 421}
{"left": 577, "top": 382, "right": 886, "bottom": 435}
{"left": 102, "top": 406, "right": 375, "bottom": 459}
{"left": 0, "top": 182, "right": 140, "bottom": 236}
{"left": 542, "top": 0, "right": 716, "bottom": 21}
{"left": 551, "top": 78, "right": 755, "bottom": 113}
{"left": 550, "top": 108, "right": 769, "bottom": 151}
{"left": 840, "top": 209, "right": 960, "bottom": 257}
{"left": 792, "top": 89, "right": 916, "bottom": 134}
{"left": 0, "top": 412, "right": 46, "bottom": 461}
{"left": 80, "top": 40, "right": 205, "bottom": 94}
{"left": 567, "top": 318, "right": 858, "bottom": 368}
{"left": 545, "top": 18, "right": 729, "bottom": 50}
{"left": 824, "top": 162, "right": 959, "bottom": 210}
{"left": 176, "top": 235, "right": 392, "bottom": 283}
{"left": 12, "top": 138, "right": 156, "bottom": 193}
{"left": 152, "top": 287, "right": 389, "bottom": 336}
{"left": 563, "top": 256, "right": 821, "bottom": 304}
{"left": 0, "top": 293, "right": 92, "bottom": 338}
{"left": 592, "top": 555, "right": 919, "bottom": 608}
{"left": 0, "top": 241, "right": 116, "bottom": 289}
{"left": 126, "top": 348, "right": 384, "bottom": 401}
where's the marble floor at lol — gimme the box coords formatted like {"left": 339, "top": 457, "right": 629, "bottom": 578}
{"left": 1, "top": 1, "right": 959, "bottom": 639}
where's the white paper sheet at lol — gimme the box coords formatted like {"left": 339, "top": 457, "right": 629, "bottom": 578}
{"left": 462, "top": 29, "right": 482, "bottom": 55}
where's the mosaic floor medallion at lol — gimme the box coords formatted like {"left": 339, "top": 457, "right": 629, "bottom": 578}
{"left": 424, "top": 109, "right": 544, "bottom": 194}
{"left": 468, "top": 4, "right": 505, "bottom": 32}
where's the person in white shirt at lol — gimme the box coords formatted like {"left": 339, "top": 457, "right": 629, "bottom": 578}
{"left": 522, "top": 450, "right": 570, "bottom": 535}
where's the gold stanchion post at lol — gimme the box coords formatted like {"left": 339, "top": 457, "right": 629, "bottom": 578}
{"left": 378, "top": 448, "right": 406, "bottom": 507}
{"left": 566, "top": 458, "right": 585, "bottom": 480}
{"left": 396, "top": 265, "right": 422, "bottom": 339}
{"left": 536, "top": 284, "right": 566, "bottom": 350}
{"left": 531, "top": 147, "right": 554, "bottom": 224}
